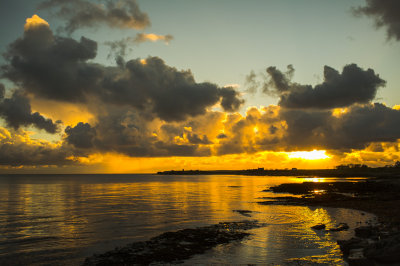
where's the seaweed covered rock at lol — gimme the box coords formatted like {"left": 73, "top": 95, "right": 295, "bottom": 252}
{"left": 83, "top": 220, "right": 262, "bottom": 265}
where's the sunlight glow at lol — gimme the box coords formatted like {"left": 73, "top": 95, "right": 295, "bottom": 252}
{"left": 142, "top": 33, "right": 162, "bottom": 41}
{"left": 332, "top": 108, "right": 348, "bottom": 118}
{"left": 24, "top": 14, "right": 49, "bottom": 31}
{"left": 288, "top": 150, "right": 329, "bottom": 160}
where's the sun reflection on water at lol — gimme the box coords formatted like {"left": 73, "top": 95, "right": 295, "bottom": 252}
{"left": 0, "top": 175, "right": 375, "bottom": 265}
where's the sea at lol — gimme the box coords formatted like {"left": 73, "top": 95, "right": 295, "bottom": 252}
{"left": 0, "top": 174, "right": 376, "bottom": 265}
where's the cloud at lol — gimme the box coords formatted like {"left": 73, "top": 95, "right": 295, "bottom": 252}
{"left": 216, "top": 103, "right": 400, "bottom": 154}
{"left": 2, "top": 23, "right": 242, "bottom": 123}
{"left": 264, "top": 64, "right": 385, "bottom": 109}
{"left": 134, "top": 33, "right": 173, "bottom": 44}
{"left": 110, "top": 57, "right": 243, "bottom": 121}
{"left": 105, "top": 33, "right": 174, "bottom": 60}
{"left": 0, "top": 90, "right": 59, "bottom": 133}
{"left": 279, "top": 103, "right": 400, "bottom": 151}
{"left": 0, "top": 83, "right": 4, "bottom": 98}
{"left": 265, "top": 65, "right": 294, "bottom": 94}
{"left": 65, "top": 122, "right": 96, "bottom": 149}
{"left": 2, "top": 19, "right": 100, "bottom": 102}
{"left": 244, "top": 70, "right": 260, "bottom": 94}
{"left": 38, "top": 0, "right": 150, "bottom": 34}
{"left": 105, "top": 38, "right": 132, "bottom": 59}
{"left": 0, "top": 127, "right": 72, "bottom": 166}
{"left": 218, "top": 87, "right": 245, "bottom": 112}
{"left": 2, "top": 12, "right": 399, "bottom": 168}
{"left": 354, "top": 0, "right": 400, "bottom": 40}
{"left": 24, "top": 14, "right": 50, "bottom": 31}
{"left": 63, "top": 107, "right": 214, "bottom": 157}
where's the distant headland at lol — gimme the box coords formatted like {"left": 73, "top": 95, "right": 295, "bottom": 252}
{"left": 157, "top": 163, "right": 400, "bottom": 178}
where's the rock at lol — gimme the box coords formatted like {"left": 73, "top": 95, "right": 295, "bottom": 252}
{"left": 233, "top": 210, "right": 253, "bottom": 217}
{"left": 311, "top": 224, "right": 326, "bottom": 230}
{"left": 354, "top": 226, "right": 377, "bottom": 238}
{"left": 347, "top": 248, "right": 374, "bottom": 266}
{"left": 329, "top": 223, "right": 349, "bottom": 231}
{"left": 83, "top": 220, "right": 263, "bottom": 265}
{"left": 337, "top": 238, "right": 370, "bottom": 256}
{"left": 364, "top": 232, "right": 400, "bottom": 263}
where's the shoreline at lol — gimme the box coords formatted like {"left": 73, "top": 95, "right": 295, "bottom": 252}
{"left": 157, "top": 168, "right": 400, "bottom": 178}
{"left": 259, "top": 177, "right": 400, "bottom": 264}
{"left": 80, "top": 175, "right": 400, "bottom": 265}
{"left": 82, "top": 221, "right": 263, "bottom": 265}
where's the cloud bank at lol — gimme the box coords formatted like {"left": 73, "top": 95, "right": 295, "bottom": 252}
{"left": 0, "top": 3, "right": 399, "bottom": 169}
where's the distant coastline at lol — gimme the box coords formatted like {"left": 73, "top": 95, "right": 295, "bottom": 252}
{"left": 157, "top": 166, "right": 400, "bottom": 178}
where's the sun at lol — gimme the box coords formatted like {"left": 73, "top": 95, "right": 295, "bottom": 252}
{"left": 288, "top": 149, "right": 329, "bottom": 160}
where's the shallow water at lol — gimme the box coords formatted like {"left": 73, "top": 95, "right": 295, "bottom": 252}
{"left": 0, "top": 174, "right": 375, "bottom": 265}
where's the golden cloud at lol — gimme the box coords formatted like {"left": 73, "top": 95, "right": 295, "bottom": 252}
{"left": 24, "top": 14, "right": 49, "bottom": 31}
{"left": 135, "top": 33, "right": 173, "bottom": 44}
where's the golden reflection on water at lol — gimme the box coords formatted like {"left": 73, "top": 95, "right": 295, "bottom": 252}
{"left": 0, "top": 175, "right": 375, "bottom": 265}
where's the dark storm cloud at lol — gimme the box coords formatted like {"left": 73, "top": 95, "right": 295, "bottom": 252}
{"left": 2, "top": 24, "right": 243, "bottom": 123}
{"left": 354, "top": 0, "right": 400, "bottom": 41}
{"left": 38, "top": 0, "right": 150, "bottom": 34}
{"left": 2, "top": 23, "right": 101, "bottom": 102}
{"left": 65, "top": 122, "right": 96, "bottom": 149}
{"left": 265, "top": 65, "right": 294, "bottom": 93}
{"left": 264, "top": 64, "right": 385, "bottom": 109}
{"left": 102, "top": 57, "right": 243, "bottom": 121}
{"left": 0, "top": 91, "right": 59, "bottom": 133}
{"left": 279, "top": 108, "right": 333, "bottom": 149}
{"left": 218, "top": 87, "right": 244, "bottom": 112}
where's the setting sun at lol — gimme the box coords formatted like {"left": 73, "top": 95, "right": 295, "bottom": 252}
{"left": 287, "top": 150, "right": 329, "bottom": 160}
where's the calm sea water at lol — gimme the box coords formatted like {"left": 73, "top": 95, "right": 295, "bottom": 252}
{"left": 0, "top": 174, "right": 375, "bottom": 265}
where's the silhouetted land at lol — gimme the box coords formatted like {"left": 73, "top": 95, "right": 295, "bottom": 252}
{"left": 157, "top": 167, "right": 400, "bottom": 178}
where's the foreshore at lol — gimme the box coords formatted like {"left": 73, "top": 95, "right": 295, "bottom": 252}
{"left": 82, "top": 174, "right": 400, "bottom": 265}
{"left": 83, "top": 221, "right": 263, "bottom": 265}
{"left": 259, "top": 177, "right": 400, "bottom": 264}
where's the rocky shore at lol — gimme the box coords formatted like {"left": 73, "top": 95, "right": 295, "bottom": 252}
{"left": 259, "top": 178, "right": 400, "bottom": 265}
{"left": 83, "top": 220, "right": 263, "bottom": 265}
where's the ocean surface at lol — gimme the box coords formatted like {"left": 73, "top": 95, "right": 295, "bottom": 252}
{"left": 0, "top": 174, "right": 376, "bottom": 265}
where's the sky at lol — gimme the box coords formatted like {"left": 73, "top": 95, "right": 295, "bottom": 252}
{"left": 0, "top": 0, "right": 399, "bottom": 173}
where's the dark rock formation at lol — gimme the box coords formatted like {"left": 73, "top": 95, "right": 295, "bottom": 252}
{"left": 233, "top": 210, "right": 253, "bottom": 217}
{"left": 83, "top": 220, "right": 263, "bottom": 265}
{"left": 311, "top": 224, "right": 326, "bottom": 230}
